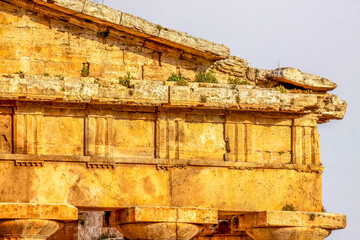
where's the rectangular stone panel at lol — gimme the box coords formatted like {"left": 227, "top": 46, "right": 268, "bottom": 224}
{"left": 252, "top": 125, "right": 291, "bottom": 164}
{"left": 6, "top": 163, "right": 170, "bottom": 208}
{"left": 14, "top": 113, "right": 43, "bottom": 154}
{"left": 113, "top": 118, "right": 155, "bottom": 158}
{"left": 170, "top": 167, "right": 322, "bottom": 212}
{"left": 0, "top": 112, "right": 12, "bottom": 154}
{"left": 86, "top": 116, "right": 114, "bottom": 156}
{"left": 182, "top": 120, "right": 226, "bottom": 161}
{"left": 40, "top": 116, "right": 84, "bottom": 155}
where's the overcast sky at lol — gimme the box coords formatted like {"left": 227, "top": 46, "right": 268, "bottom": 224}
{"left": 101, "top": 1, "right": 359, "bottom": 238}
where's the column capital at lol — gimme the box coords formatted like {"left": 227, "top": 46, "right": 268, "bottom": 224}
{"left": 0, "top": 203, "right": 78, "bottom": 240}
{"left": 234, "top": 210, "right": 346, "bottom": 240}
{"left": 110, "top": 206, "right": 218, "bottom": 240}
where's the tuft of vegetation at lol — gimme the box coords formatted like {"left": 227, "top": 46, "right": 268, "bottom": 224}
{"left": 156, "top": 24, "right": 163, "bottom": 32}
{"left": 200, "top": 95, "right": 207, "bottom": 103}
{"left": 81, "top": 63, "right": 90, "bottom": 77}
{"left": 61, "top": 87, "right": 65, "bottom": 92}
{"left": 14, "top": 70, "right": 25, "bottom": 78}
{"left": 195, "top": 70, "right": 218, "bottom": 83}
{"left": 228, "top": 77, "right": 249, "bottom": 86}
{"left": 56, "top": 75, "right": 64, "bottom": 81}
{"left": 275, "top": 84, "right": 287, "bottom": 93}
{"left": 305, "top": 89, "right": 313, "bottom": 94}
{"left": 309, "top": 213, "right": 316, "bottom": 220}
{"left": 43, "top": 72, "right": 50, "bottom": 77}
{"left": 97, "top": 27, "right": 110, "bottom": 39}
{"left": 167, "top": 73, "right": 187, "bottom": 86}
{"left": 119, "top": 72, "right": 132, "bottom": 87}
{"left": 278, "top": 151, "right": 284, "bottom": 155}
{"left": 235, "top": 94, "right": 240, "bottom": 104}
{"left": 282, "top": 204, "right": 295, "bottom": 211}
{"left": 322, "top": 206, "right": 327, "bottom": 213}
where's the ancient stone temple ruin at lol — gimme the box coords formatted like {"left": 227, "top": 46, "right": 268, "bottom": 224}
{"left": 0, "top": 0, "right": 347, "bottom": 239}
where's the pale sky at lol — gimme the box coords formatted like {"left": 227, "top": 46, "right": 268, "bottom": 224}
{"left": 101, "top": 1, "right": 359, "bottom": 238}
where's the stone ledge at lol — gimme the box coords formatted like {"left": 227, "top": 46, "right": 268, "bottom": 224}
{"left": 0, "top": 75, "right": 347, "bottom": 122}
{"left": 237, "top": 211, "right": 346, "bottom": 230}
{"left": 111, "top": 206, "right": 218, "bottom": 225}
{"left": 0, "top": 153, "right": 324, "bottom": 173}
{"left": 0, "top": 203, "right": 78, "bottom": 221}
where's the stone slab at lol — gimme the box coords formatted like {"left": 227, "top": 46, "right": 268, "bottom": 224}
{"left": 237, "top": 210, "right": 346, "bottom": 230}
{"left": 0, "top": 203, "right": 78, "bottom": 221}
{"left": 113, "top": 206, "right": 217, "bottom": 225}
{"left": 0, "top": 76, "right": 346, "bottom": 121}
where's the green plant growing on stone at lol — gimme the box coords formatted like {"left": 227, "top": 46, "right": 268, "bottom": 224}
{"left": 309, "top": 213, "right": 316, "bottom": 220}
{"left": 322, "top": 206, "right": 327, "bottom": 213}
{"left": 14, "top": 70, "right": 25, "bottom": 78}
{"left": 305, "top": 89, "right": 313, "bottom": 94}
{"left": 61, "top": 87, "right": 65, "bottom": 92}
{"left": 97, "top": 27, "right": 110, "bottom": 39}
{"left": 228, "top": 77, "right": 248, "bottom": 86}
{"left": 196, "top": 70, "right": 218, "bottom": 83}
{"left": 276, "top": 84, "right": 287, "bottom": 93}
{"left": 200, "top": 95, "right": 207, "bottom": 103}
{"left": 156, "top": 24, "right": 163, "bottom": 32}
{"left": 282, "top": 204, "right": 295, "bottom": 211}
{"left": 43, "top": 72, "right": 50, "bottom": 77}
{"left": 81, "top": 63, "right": 90, "bottom": 77}
{"left": 168, "top": 73, "right": 187, "bottom": 86}
{"left": 56, "top": 75, "right": 64, "bottom": 81}
{"left": 119, "top": 72, "right": 132, "bottom": 87}
{"left": 278, "top": 151, "right": 284, "bottom": 155}
{"left": 235, "top": 94, "right": 240, "bottom": 104}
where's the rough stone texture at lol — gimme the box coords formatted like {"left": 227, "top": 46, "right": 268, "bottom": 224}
{"left": 237, "top": 211, "right": 346, "bottom": 230}
{"left": 271, "top": 68, "right": 337, "bottom": 91}
{"left": 78, "top": 212, "right": 122, "bottom": 240}
{"left": 0, "top": 75, "right": 347, "bottom": 122}
{"left": 0, "top": 203, "right": 77, "bottom": 240}
{"left": 0, "top": 203, "right": 78, "bottom": 221}
{"left": 0, "top": 219, "right": 62, "bottom": 240}
{"left": 247, "top": 227, "right": 331, "bottom": 240}
{"left": 112, "top": 207, "right": 215, "bottom": 240}
{"left": 0, "top": 0, "right": 349, "bottom": 239}
{"left": 12, "top": 0, "right": 230, "bottom": 60}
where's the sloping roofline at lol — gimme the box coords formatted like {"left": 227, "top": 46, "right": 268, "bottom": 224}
{"left": 16, "top": 0, "right": 230, "bottom": 60}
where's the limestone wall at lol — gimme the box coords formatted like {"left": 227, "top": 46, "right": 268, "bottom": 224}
{"left": 0, "top": 102, "right": 323, "bottom": 212}
{"left": 0, "top": 0, "right": 236, "bottom": 83}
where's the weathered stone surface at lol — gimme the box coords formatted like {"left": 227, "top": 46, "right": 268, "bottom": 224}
{"left": 0, "top": 203, "right": 78, "bottom": 221}
{"left": 0, "top": 75, "right": 346, "bottom": 121}
{"left": 237, "top": 211, "right": 346, "bottom": 230}
{"left": 215, "top": 56, "right": 249, "bottom": 78}
{"left": 118, "top": 222, "right": 201, "bottom": 240}
{"left": 0, "top": 219, "right": 62, "bottom": 240}
{"left": 112, "top": 207, "right": 215, "bottom": 240}
{"left": 247, "top": 227, "right": 331, "bottom": 240}
{"left": 271, "top": 68, "right": 337, "bottom": 91}
{"left": 113, "top": 207, "right": 217, "bottom": 225}
{"left": 30, "top": 0, "right": 230, "bottom": 60}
